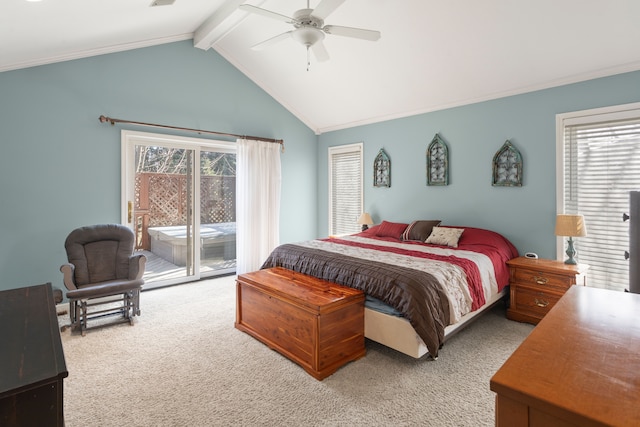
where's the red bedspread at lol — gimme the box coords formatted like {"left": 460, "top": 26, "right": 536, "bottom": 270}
{"left": 357, "top": 225, "right": 518, "bottom": 291}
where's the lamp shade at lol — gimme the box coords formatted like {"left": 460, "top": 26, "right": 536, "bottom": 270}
{"left": 357, "top": 212, "right": 373, "bottom": 225}
{"left": 555, "top": 214, "right": 587, "bottom": 237}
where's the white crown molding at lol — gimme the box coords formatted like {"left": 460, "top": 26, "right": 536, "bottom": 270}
{"left": 0, "top": 33, "right": 193, "bottom": 73}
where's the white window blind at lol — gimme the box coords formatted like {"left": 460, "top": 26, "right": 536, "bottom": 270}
{"left": 562, "top": 113, "right": 640, "bottom": 291}
{"left": 328, "top": 143, "right": 363, "bottom": 236}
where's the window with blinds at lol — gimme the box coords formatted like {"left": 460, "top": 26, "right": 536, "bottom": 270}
{"left": 559, "top": 104, "right": 640, "bottom": 292}
{"left": 328, "top": 143, "right": 363, "bottom": 236}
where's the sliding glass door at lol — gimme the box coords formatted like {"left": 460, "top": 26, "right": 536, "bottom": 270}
{"left": 199, "top": 148, "right": 237, "bottom": 274}
{"left": 122, "top": 131, "right": 236, "bottom": 289}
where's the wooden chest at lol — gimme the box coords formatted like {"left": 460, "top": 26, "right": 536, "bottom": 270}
{"left": 235, "top": 267, "right": 365, "bottom": 380}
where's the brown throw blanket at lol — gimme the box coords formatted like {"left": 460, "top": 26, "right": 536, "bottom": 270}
{"left": 261, "top": 243, "right": 452, "bottom": 358}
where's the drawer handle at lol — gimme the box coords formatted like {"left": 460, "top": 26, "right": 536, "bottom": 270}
{"left": 534, "top": 298, "right": 549, "bottom": 308}
{"left": 534, "top": 276, "right": 548, "bottom": 285}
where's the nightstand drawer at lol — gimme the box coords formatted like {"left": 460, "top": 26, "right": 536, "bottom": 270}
{"left": 512, "top": 286, "right": 561, "bottom": 319}
{"left": 506, "top": 257, "right": 589, "bottom": 325}
{"left": 513, "top": 269, "right": 574, "bottom": 291}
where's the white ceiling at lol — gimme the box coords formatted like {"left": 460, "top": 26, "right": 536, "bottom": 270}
{"left": 2, "top": 0, "right": 640, "bottom": 134}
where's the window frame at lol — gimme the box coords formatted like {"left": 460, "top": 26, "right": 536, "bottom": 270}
{"left": 121, "top": 130, "right": 236, "bottom": 289}
{"left": 328, "top": 142, "right": 364, "bottom": 236}
{"left": 556, "top": 102, "right": 640, "bottom": 290}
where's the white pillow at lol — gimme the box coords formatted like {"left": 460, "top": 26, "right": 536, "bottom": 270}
{"left": 425, "top": 227, "right": 464, "bottom": 248}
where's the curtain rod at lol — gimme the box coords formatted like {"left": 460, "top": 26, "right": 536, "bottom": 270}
{"left": 98, "top": 115, "right": 284, "bottom": 152}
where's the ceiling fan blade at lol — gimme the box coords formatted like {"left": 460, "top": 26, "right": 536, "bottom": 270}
{"left": 238, "top": 4, "right": 296, "bottom": 24}
{"left": 323, "top": 25, "right": 381, "bottom": 41}
{"left": 322, "top": 25, "right": 380, "bottom": 42}
{"left": 310, "top": 0, "right": 346, "bottom": 20}
{"left": 250, "top": 31, "right": 292, "bottom": 50}
{"left": 311, "top": 40, "right": 330, "bottom": 62}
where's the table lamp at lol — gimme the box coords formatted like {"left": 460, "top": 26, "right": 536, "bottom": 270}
{"left": 357, "top": 213, "right": 373, "bottom": 231}
{"left": 555, "top": 214, "right": 587, "bottom": 265}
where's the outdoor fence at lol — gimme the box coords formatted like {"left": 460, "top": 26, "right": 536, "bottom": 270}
{"left": 134, "top": 172, "right": 236, "bottom": 250}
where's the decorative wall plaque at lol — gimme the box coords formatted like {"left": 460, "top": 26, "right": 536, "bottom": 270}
{"left": 492, "top": 140, "right": 523, "bottom": 187}
{"left": 374, "top": 148, "right": 390, "bottom": 187}
{"left": 427, "top": 133, "right": 449, "bottom": 186}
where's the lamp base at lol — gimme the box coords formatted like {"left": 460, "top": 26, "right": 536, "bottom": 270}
{"left": 361, "top": 225, "right": 369, "bottom": 232}
{"left": 565, "top": 237, "right": 577, "bottom": 265}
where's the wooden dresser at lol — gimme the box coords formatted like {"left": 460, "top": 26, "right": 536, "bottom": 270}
{"left": 506, "top": 257, "right": 588, "bottom": 324}
{"left": 0, "top": 283, "right": 68, "bottom": 427}
{"left": 235, "top": 267, "right": 365, "bottom": 380}
{"left": 491, "top": 286, "right": 640, "bottom": 426}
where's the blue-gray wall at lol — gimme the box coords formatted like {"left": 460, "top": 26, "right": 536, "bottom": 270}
{"left": 0, "top": 40, "right": 318, "bottom": 292}
{"left": 2, "top": 38, "right": 640, "bottom": 292}
{"left": 317, "top": 71, "right": 640, "bottom": 259}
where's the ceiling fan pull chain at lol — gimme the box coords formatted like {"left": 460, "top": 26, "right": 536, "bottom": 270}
{"left": 306, "top": 46, "right": 311, "bottom": 71}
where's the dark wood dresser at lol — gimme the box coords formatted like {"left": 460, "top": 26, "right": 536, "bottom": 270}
{"left": 491, "top": 286, "right": 640, "bottom": 426}
{"left": 0, "top": 283, "right": 68, "bottom": 427}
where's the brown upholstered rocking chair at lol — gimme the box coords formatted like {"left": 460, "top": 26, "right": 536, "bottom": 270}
{"left": 60, "top": 224, "right": 146, "bottom": 335}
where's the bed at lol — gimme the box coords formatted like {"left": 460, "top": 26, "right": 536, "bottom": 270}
{"left": 261, "top": 220, "right": 519, "bottom": 359}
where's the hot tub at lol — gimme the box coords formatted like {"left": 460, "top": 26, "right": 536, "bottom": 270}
{"left": 147, "top": 222, "right": 236, "bottom": 266}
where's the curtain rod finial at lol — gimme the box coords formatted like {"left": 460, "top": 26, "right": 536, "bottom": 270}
{"left": 99, "top": 115, "right": 115, "bottom": 125}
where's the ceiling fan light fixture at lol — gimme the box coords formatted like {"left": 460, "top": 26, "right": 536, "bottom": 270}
{"left": 291, "top": 27, "right": 325, "bottom": 47}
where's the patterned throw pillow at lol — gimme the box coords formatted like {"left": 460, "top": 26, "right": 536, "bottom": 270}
{"left": 425, "top": 226, "right": 465, "bottom": 248}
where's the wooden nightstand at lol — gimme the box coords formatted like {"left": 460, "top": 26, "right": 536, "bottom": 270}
{"left": 506, "top": 257, "right": 588, "bottom": 325}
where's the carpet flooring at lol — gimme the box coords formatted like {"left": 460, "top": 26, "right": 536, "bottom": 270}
{"left": 58, "top": 275, "right": 533, "bottom": 426}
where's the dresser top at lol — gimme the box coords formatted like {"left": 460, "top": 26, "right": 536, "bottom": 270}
{"left": 491, "top": 286, "right": 640, "bottom": 426}
{"left": 507, "top": 256, "right": 589, "bottom": 275}
{"left": 0, "top": 283, "right": 68, "bottom": 396}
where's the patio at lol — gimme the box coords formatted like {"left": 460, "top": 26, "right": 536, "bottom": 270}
{"left": 140, "top": 249, "right": 236, "bottom": 283}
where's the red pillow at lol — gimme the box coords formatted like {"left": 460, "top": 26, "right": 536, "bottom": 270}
{"left": 375, "top": 221, "right": 408, "bottom": 239}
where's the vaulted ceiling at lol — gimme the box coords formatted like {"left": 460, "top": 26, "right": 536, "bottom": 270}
{"left": 3, "top": 0, "right": 640, "bottom": 134}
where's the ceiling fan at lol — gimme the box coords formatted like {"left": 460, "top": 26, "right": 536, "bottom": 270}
{"left": 238, "top": 0, "right": 381, "bottom": 65}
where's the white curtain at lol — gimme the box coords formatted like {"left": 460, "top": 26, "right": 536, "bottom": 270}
{"left": 236, "top": 138, "right": 282, "bottom": 274}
